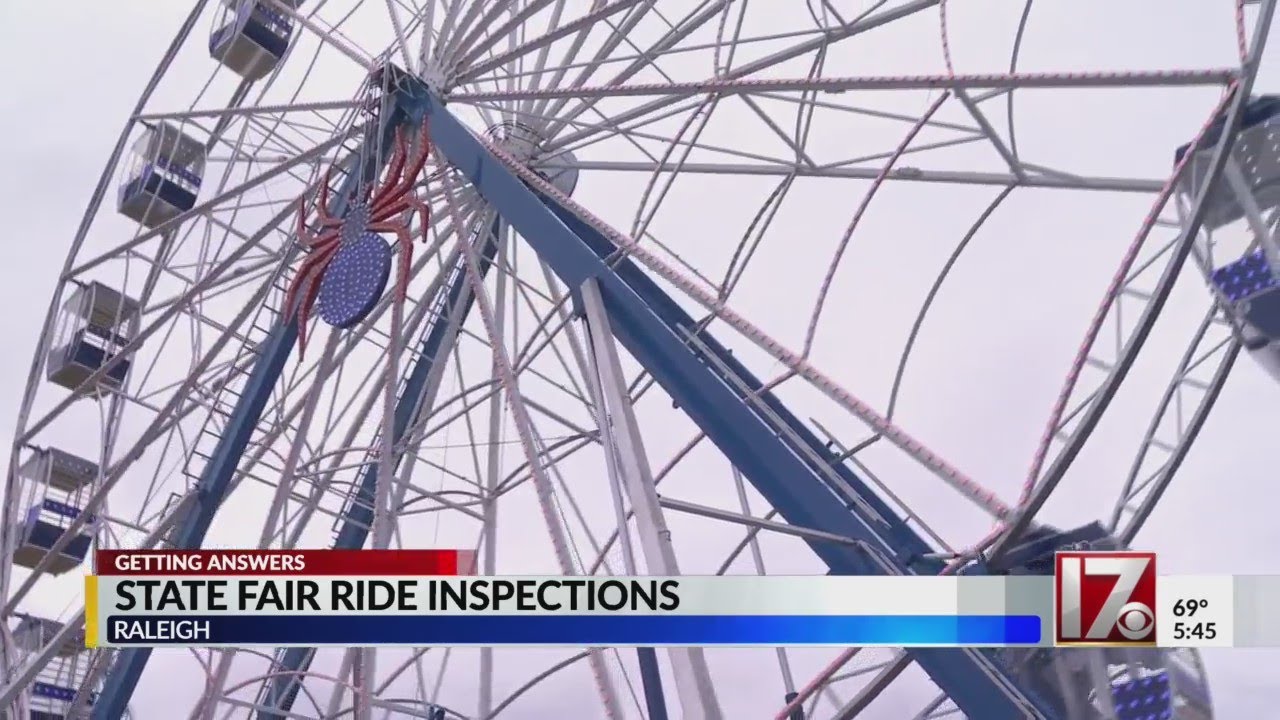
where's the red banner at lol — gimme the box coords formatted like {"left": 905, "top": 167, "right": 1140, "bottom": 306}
{"left": 95, "top": 549, "right": 475, "bottom": 576}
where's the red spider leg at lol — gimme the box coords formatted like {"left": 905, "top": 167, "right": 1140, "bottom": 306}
{"left": 314, "top": 168, "right": 344, "bottom": 228}
{"left": 367, "top": 222, "right": 415, "bottom": 306}
{"left": 372, "top": 124, "right": 431, "bottom": 208}
{"left": 296, "top": 205, "right": 341, "bottom": 249}
{"left": 368, "top": 175, "right": 414, "bottom": 218}
{"left": 295, "top": 204, "right": 312, "bottom": 245}
{"left": 288, "top": 242, "right": 341, "bottom": 358}
{"left": 381, "top": 127, "right": 432, "bottom": 204}
{"left": 302, "top": 228, "right": 341, "bottom": 250}
{"left": 369, "top": 197, "right": 411, "bottom": 222}
{"left": 409, "top": 194, "right": 431, "bottom": 243}
{"left": 368, "top": 194, "right": 430, "bottom": 244}
{"left": 282, "top": 235, "right": 341, "bottom": 323}
{"left": 359, "top": 125, "right": 409, "bottom": 205}
{"left": 401, "top": 195, "right": 432, "bottom": 252}
{"left": 374, "top": 126, "right": 410, "bottom": 200}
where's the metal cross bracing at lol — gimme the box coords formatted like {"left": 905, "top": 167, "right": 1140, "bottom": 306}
{"left": 0, "top": 8, "right": 384, "bottom": 622}
{"left": 449, "top": 68, "right": 1241, "bottom": 103}
{"left": 986, "top": 0, "right": 1277, "bottom": 565}
{"left": 416, "top": 87, "right": 1056, "bottom": 719}
{"left": 0, "top": 13, "right": 379, "bottom": 715}
{"left": 81, "top": 67, "right": 1052, "bottom": 717}
{"left": 6, "top": 1, "right": 1271, "bottom": 717}
{"left": 158, "top": 196, "right": 485, "bottom": 720}
{"left": 0, "top": 0, "right": 217, "bottom": 638}
{"left": 579, "top": 276, "right": 721, "bottom": 720}
{"left": 88, "top": 85, "right": 433, "bottom": 720}
{"left": 4, "top": 3, "right": 445, "bottom": 714}
{"left": 254, "top": 216, "right": 504, "bottom": 719}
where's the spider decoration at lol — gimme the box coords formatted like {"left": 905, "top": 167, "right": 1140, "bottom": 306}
{"left": 284, "top": 122, "right": 432, "bottom": 356}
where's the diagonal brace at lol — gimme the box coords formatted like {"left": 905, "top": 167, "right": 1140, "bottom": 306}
{"left": 422, "top": 92, "right": 1055, "bottom": 720}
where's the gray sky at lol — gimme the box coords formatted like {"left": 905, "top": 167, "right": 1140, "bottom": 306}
{"left": 1, "top": 1, "right": 1278, "bottom": 717}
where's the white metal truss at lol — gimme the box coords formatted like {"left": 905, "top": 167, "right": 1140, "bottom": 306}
{"left": 1, "top": 0, "right": 1271, "bottom": 718}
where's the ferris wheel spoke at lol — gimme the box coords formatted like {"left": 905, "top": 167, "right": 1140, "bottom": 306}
{"left": 440, "top": 168, "right": 630, "bottom": 717}
{"left": 459, "top": 67, "right": 1241, "bottom": 106}
{"left": 265, "top": 0, "right": 376, "bottom": 71}
{"left": 504, "top": 80, "right": 1160, "bottom": 190}
{"left": 538, "top": 0, "right": 949, "bottom": 148}
{"left": 431, "top": 0, "right": 473, "bottom": 65}
{"left": 145, "top": 255, "right": 283, "bottom": 319}
{"left": 455, "top": 0, "right": 651, "bottom": 84}
{"left": 513, "top": 1, "right": 618, "bottom": 124}
{"left": 438, "top": 0, "right": 542, "bottom": 72}
{"left": 467, "top": 94, "right": 696, "bottom": 163}
{"left": 8, "top": 1, "right": 1273, "bottom": 716}
{"left": 824, "top": 650, "right": 913, "bottom": 719}
{"left": 19, "top": 195, "right": 301, "bottom": 460}
{"left": 479, "top": 0, "right": 704, "bottom": 139}
{"left": 910, "top": 692, "right": 953, "bottom": 720}
{"left": 550, "top": 159, "right": 1168, "bottom": 192}
{"left": 990, "top": 6, "right": 1277, "bottom": 559}
{"left": 66, "top": 129, "right": 354, "bottom": 280}
{"left": 490, "top": 140, "right": 1012, "bottom": 520}
{"left": 263, "top": 333, "right": 344, "bottom": 546}
{"left": 136, "top": 99, "right": 365, "bottom": 125}
{"left": 532, "top": 0, "right": 727, "bottom": 139}
{"left": 382, "top": 0, "right": 417, "bottom": 72}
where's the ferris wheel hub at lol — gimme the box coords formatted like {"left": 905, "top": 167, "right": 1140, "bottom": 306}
{"left": 483, "top": 121, "right": 580, "bottom": 197}
{"left": 484, "top": 120, "right": 543, "bottom": 161}
{"left": 417, "top": 60, "right": 447, "bottom": 96}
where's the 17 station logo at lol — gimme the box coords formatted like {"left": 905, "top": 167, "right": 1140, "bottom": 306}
{"left": 1055, "top": 551, "right": 1157, "bottom": 646}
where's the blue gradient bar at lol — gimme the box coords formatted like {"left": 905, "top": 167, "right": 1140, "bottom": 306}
{"left": 103, "top": 614, "right": 1040, "bottom": 647}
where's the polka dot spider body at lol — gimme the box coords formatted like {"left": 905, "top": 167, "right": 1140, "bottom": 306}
{"left": 283, "top": 122, "right": 432, "bottom": 355}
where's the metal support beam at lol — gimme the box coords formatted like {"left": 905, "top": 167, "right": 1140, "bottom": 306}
{"left": 580, "top": 277, "right": 722, "bottom": 720}
{"left": 541, "top": 191, "right": 938, "bottom": 574}
{"left": 423, "top": 92, "right": 1054, "bottom": 719}
{"left": 91, "top": 81, "right": 432, "bottom": 720}
{"left": 988, "top": 0, "right": 1277, "bottom": 565}
{"left": 257, "top": 218, "right": 503, "bottom": 718}
{"left": 657, "top": 496, "right": 861, "bottom": 546}
{"left": 831, "top": 652, "right": 910, "bottom": 719}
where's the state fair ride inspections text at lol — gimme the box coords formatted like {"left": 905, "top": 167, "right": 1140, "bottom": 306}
{"left": 110, "top": 578, "right": 683, "bottom": 613}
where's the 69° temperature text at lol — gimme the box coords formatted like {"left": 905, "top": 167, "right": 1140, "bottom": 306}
{"left": 1172, "top": 598, "right": 1209, "bottom": 617}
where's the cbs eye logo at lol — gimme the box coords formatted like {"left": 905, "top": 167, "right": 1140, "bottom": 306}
{"left": 1113, "top": 601, "right": 1155, "bottom": 641}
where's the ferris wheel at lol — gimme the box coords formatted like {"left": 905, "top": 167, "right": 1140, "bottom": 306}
{"left": 1, "top": 0, "right": 1276, "bottom": 718}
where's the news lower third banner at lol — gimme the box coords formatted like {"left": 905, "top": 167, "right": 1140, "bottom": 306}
{"left": 79, "top": 550, "right": 1280, "bottom": 649}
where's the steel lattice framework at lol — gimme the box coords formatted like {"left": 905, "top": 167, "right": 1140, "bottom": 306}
{"left": 1, "top": 1, "right": 1275, "bottom": 719}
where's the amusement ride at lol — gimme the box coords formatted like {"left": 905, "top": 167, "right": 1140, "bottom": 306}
{"left": 1, "top": 1, "right": 1277, "bottom": 718}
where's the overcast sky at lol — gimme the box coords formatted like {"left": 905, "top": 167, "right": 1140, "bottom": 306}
{"left": 1, "top": 1, "right": 1278, "bottom": 718}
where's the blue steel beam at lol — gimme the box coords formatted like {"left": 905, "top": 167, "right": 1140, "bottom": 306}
{"left": 91, "top": 85, "right": 430, "bottom": 720}
{"left": 423, "top": 94, "right": 1056, "bottom": 719}
{"left": 257, "top": 218, "right": 503, "bottom": 718}
{"left": 261, "top": 223, "right": 673, "bottom": 719}
{"left": 543, "top": 201, "right": 938, "bottom": 573}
